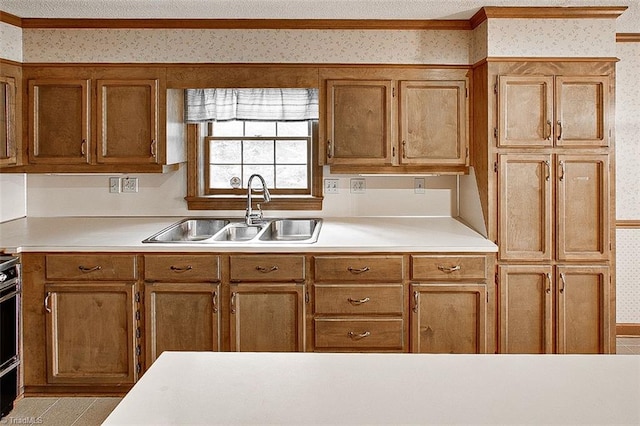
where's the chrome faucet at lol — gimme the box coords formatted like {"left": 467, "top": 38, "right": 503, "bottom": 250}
{"left": 246, "top": 174, "right": 271, "bottom": 226}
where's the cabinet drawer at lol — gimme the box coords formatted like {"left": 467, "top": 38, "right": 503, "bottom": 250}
{"left": 46, "top": 254, "right": 137, "bottom": 281}
{"left": 411, "top": 255, "right": 486, "bottom": 280}
{"left": 314, "top": 256, "right": 403, "bottom": 282}
{"left": 314, "top": 318, "right": 404, "bottom": 350}
{"left": 144, "top": 255, "right": 220, "bottom": 282}
{"left": 230, "top": 255, "right": 305, "bottom": 282}
{"left": 314, "top": 284, "right": 403, "bottom": 315}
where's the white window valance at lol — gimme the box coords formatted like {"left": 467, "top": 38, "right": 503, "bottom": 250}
{"left": 185, "top": 88, "right": 319, "bottom": 122}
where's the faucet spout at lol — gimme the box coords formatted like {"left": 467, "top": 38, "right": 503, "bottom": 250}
{"left": 246, "top": 174, "right": 271, "bottom": 226}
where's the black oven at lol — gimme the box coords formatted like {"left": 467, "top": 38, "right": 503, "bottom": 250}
{"left": 0, "top": 256, "right": 20, "bottom": 419}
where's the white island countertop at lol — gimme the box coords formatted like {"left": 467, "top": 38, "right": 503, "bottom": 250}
{"left": 103, "top": 351, "right": 640, "bottom": 425}
{"left": 0, "top": 216, "right": 497, "bottom": 253}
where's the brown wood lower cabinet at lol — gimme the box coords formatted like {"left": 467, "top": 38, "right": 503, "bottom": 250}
{"left": 44, "top": 282, "right": 138, "bottom": 385}
{"left": 410, "top": 283, "right": 487, "bottom": 354}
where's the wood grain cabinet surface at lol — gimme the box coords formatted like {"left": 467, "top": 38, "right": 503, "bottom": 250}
{"left": 0, "top": 76, "right": 17, "bottom": 166}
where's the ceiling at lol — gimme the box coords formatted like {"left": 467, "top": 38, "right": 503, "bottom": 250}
{"left": 1, "top": 0, "right": 637, "bottom": 31}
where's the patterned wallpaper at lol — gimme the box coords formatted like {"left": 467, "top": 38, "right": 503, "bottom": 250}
{"left": 617, "top": 229, "right": 640, "bottom": 323}
{"left": 487, "top": 18, "right": 617, "bottom": 57}
{"left": 0, "top": 21, "right": 22, "bottom": 62}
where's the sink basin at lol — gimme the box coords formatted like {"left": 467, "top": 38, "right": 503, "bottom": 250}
{"left": 259, "top": 219, "right": 321, "bottom": 242}
{"left": 142, "top": 218, "right": 322, "bottom": 244}
{"left": 212, "top": 224, "right": 262, "bottom": 242}
{"left": 142, "top": 218, "right": 230, "bottom": 243}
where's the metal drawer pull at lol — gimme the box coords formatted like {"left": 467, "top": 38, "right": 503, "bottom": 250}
{"left": 170, "top": 265, "right": 193, "bottom": 273}
{"left": 212, "top": 291, "right": 218, "bottom": 313}
{"left": 44, "top": 292, "right": 52, "bottom": 313}
{"left": 545, "top": 120, "right": 552, "bottom": 140}
{"left": 413, "top": 291, "right": 419, "bottom": 313}
{"left": 557, "top": 120, "right": 563, "bottom": 140}
{"left": 78, "top": 265, "right": 102, "bottom": 273}
{"left": 347, "top": 266, "right": 370, "bottom": 274}
{"left": 559, "top": 273, "right": 566, "bottom": 294}
{"left": 348, "top": 331, "right": 371, "bottom": 340}
{"left": 437, "top": 265, "right": 461, "bottom": 273}
{"left": 256, "top": 265, "right": 278, "bottom": 273}
{"left": 546, "top": 273, "right": 552, "bottom": 294}
{"left": 230, "top": 292, "right": 237, "bottom": 314}
{"left": 348, "top": 297, "right": 370, "bottom": 305}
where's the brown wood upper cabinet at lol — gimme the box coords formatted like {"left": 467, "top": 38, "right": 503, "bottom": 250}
{"left": 0, "top": 76, "right": 17, "bottom": 166}
{"left": 497, "top": 75, "right": 609, "bottom": 147}
{"left": 325, "top": 74, "right": 469, "bottom": 171}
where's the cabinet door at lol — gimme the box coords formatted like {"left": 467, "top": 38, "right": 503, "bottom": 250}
{"left": 399, "top": 80, "right": 467, "bottom": 165}
{"left": 145, "top": 282, "right": 220, "bottom": 365}
{"left": 0, "top": 76, "right": 17, "bottom": 166}
{"left": 555, "top": 76, "right": 608, "bottom": 147}
{"left": 97, "top": 79, "right": 158, "bottom": 164}
{"left": 556, "top": 154, "right": 609, "bottom": 261}
{"left": 29, "top": 79, "right": 91, "bottom": 164}
{"left": 44, "top": 282, "right": 137, "bottom": 384}
{"left": 230, "top": 284, "right": 305, "bottom": 352}
{"left": 499, "top": 265, "right": 553, "bottom": 354}
{"left": 326, "top": 80, "right": 392, "bottom": 165}
{"left": 556, "top": 266, "right": 610, "bottom": 354}
{"left": 410, "top": 284, "right": 487, "bottom": 354}
{"left": 497, "top": 75, "right": 554, "bottom": 147}
{"left": 498, "top": 154, "right": 553, "bottom": 261}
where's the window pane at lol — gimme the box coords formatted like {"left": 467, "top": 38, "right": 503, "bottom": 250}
{"left": 210, "top": 140, "right": 241, "bottom": 164}
{"left": 277, "top": 121, "right": 309, "bottom": 136}
{"left": 243, "top": 140, "right": 274, "bottom": 164}
{"left": 243, "top": 166, "right": 274, "bottom": 188}
{"left": 245, "top": 121, "right": 276, "bottom": 137}
{"left": 276, "top": 140, "right": 308, "bottom": 164}
{"left": 276, "top": 165, "right": 307, "bottom": 188}
{"left": 212, "top": 120, "right": 243, "bottom": 136}
{"left": 210, "top": 165, "right": 242, "bottom": 188}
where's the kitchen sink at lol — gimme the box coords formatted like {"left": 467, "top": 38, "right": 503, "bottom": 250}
{"left": 142, "top": 218, "right": 322, "bottom": 244}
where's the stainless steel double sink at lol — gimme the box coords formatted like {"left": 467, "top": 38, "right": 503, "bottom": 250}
{"left": 142, "top": 218, "right": 322, "bottom": 244}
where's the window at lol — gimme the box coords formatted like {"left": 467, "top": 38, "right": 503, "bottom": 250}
{"left": 185, "top": 88, "right": 322, "bottom": 211}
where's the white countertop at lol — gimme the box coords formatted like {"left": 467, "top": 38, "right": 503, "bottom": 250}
{"left": 0, "top": 216, "right": 497, "bottom": 253}
{"left": 103, "top": 351, "right": 640, "bottom": 425}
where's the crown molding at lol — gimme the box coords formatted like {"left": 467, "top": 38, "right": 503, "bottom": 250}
{"left": 617, "top": 33, "right": 640, "bottom": 43}
{"left": 470, "top": 6, "right": 628, "bottom": 29}
{"left": 0, "top": 11, "right": 22, "bottom": 26}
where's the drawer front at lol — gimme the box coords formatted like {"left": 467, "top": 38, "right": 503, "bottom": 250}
{"left": 230, "top": 255, "right": 305, "bottom": 282}
{"left": 314, "top": 318, "right": 404, "bottom": 350}
{"left": 46, "top": 254, "right": 137, "bottom": 281}
{"left": 314, "top": 256, "right": 403, "bottom": 282}
{"left": 314, "top": 284, "right": 403, "bottom": 315}
{"left": 411, "top": 255, "right": 486, "bottom": 281}
{"left": 144, "top": 255, "right": 220, "bottom": 282}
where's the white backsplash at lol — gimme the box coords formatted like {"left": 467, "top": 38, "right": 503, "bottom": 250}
{"left": 0, "top": 174, "right": 27, "bottom": 222}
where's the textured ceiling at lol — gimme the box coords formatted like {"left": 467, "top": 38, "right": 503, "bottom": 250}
{"left": 1, "top": 0, "right": 638, "bottom": 31}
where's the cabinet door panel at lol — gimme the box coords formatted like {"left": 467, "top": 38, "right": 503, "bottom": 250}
{"left": 410, "top": 284, "right": 486, "bottom": 354}
{"left": 29, "top": 79, "right": 90, "bottom": 164}
{"left": 45, "top": 282, "right": 137, "bottom": 384}
{"left": 557, "top": 266, "right": 610, "bottom": 354}
{"left": 326, "top": 80, "right": 392, "bottom": 165}
{"left": 556, "top": 154, "right": 609, "bottom": 261}
{"left": 499, "top": 265, "right": 553, "bottom": 354}
{"left": 498, "top": 154, "right": 553, "bottom": 261}
{"left": 399, "top": 80, "right": 467, "bottom": 165}
{"left": 555, "top": 76, "right": 608, "bottom": 147}
{"left": 230, "top": 284, "right": 304, "bottom": 352}
{"left": 97, "top": 79, "right": 158, "bottom": 164}
{"left": 145, "top": 283, "right": 220, "bottom": 365}
{"left": 497, "top": 75, "right": 554, "bottom": 147}
{"left": 0, "top": 77, "right": 16, "bottom": 165}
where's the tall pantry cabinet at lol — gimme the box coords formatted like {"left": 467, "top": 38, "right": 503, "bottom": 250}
{"left": 472, "top": 61, "right": 615, "bottom": 354}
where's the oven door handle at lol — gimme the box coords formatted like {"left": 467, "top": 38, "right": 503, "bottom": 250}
{"left": 0, "top": 289, "right": 19, "bottom": 304}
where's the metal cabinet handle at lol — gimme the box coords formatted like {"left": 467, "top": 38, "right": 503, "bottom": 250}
{"left": 81, "top": 139, "right": 87, "bottom": 156}
{"left": 327, "top": 140, "right": 332, "bottom": 159}
{"left": 44, "top": 292, "right": 52, "bottom": 313}
{"left": 545, "top": 120, "right": 552, "bottom": 140}
{"left": 402, "top": 140, "right": 407, "bottom": 159}
{"left": 230, "top": 292, "right": 237, "bottom": 314}
{"left": 170, "top": 265, "right": 193, "bottom": 273}
{"left": 545, "top": 273, "right": 552, "bottom": 294}
{"left": 78, "top": 265, "right": 102, "bottom": 273}
{"left": 347, "top": 297, "right": 370, "bottom": 305}
{"left": 347, "top": 266, "right": 370, "bottom": 274}
{"left": 413, "top": 291, "right": 419, "bottom": 313}
{"left": 559, "top": 273, "right": 566, "bottom": 294}
{"left": 348, "top": 331, "right": 371, "bottom": 340}
{"left": 212, "top": 291, "right": 218, "bottom": 313}
{"left": 558, "top": 160, "right": 565, "bottom": 181}
{"left": 150, "top": 139, "right": 157, "bottom": 157}
{"left": 557, "top": 120, "right": 563, "bottom": 141}
{"left": 437, "top": 265, "right": 461, "bottom": 273}
{"left": 256, "top": 265, "right": 278, "bottom": 273}
{"left": 544, "top": 160, "right": 550, "bottom": 181}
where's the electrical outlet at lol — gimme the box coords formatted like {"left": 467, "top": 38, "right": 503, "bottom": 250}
{"left": 414, "top": 178, "right": 425, "bottom": 194}
{"left": 122, "top": 177, "right": 139, "bottom": 193}
{"left": 324, "top": 179, "right": 339, "bottom": 194}
{"left": 109, "top": 177, "right": 121, "bottom": 193}
{"left": 350, "top": 178, "right": 366, "bottom": 193}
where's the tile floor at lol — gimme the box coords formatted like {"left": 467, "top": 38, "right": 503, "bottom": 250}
{"left": 4, "top": 337, "right": 640, "bottom": 426}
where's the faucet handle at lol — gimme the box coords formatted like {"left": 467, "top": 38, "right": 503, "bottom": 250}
{"left": 256, "top": 203, "right": 263, "bottom": 219}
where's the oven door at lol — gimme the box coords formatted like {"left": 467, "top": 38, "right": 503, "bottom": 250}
{"left": 0, "top": 264, "right": 20, "bottom": 418}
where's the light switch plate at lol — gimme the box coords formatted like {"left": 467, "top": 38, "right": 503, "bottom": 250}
{"left": 324, "top": 179, "right": 339, "bottom": 194}
{"left": 350, "top": 178, "right": 366, "bottom": 193}
{"left": 414, "top": 178, "right": 425, "bottom": 194}
{"left": 122, "top": 177, "right": 139, "bottom": 193}
{"left": 109, "top": 177, "right": 121, "bottom": 193}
